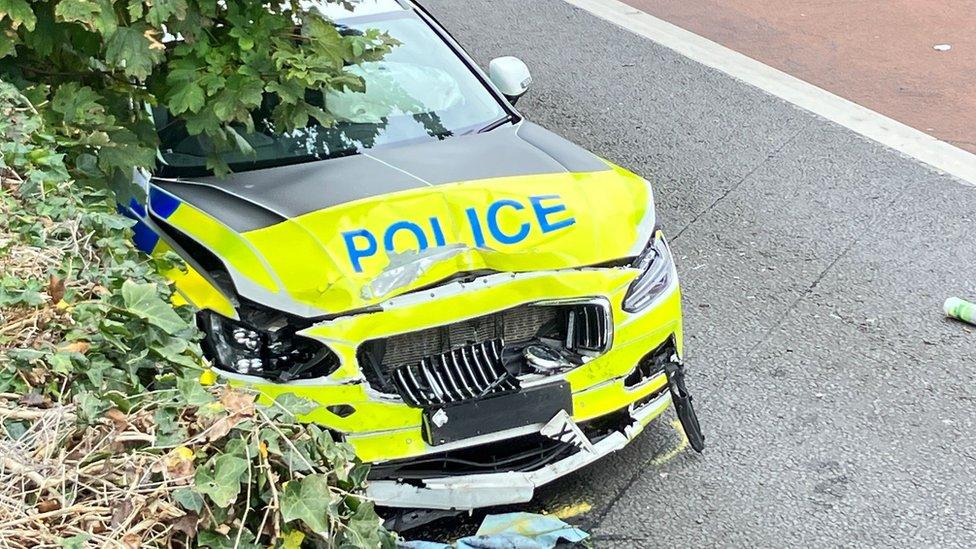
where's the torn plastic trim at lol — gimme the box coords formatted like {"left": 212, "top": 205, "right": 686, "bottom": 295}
{"left": 363, "top": 243, "right": 482, "bottom": 301}
{"left": 365, "top": 389, "right": 672, "bottom": 510}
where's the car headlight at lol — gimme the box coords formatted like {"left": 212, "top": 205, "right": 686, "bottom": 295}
{"left": 199, "top": 308, "right": 340, "bottom": 382}
{"left": 622, "top": 231, "right": 676, "bottom": 313}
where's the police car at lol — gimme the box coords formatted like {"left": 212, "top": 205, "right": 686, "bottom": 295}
{"left": 128, "top": 0, "right": 703, "bottom": 515}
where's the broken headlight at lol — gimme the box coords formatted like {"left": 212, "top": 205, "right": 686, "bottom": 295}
{"left": 200, "top": 308, "right": 340, "bottom": 382}
{"left": 622, "top": 231, "right": 676, "bottom": 313}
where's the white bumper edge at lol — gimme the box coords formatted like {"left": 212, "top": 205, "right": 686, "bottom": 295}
{"left": 366, "top": 390, "right": 673, "bottom": 511}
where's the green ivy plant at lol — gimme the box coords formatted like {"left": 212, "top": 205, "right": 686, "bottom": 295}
{"left": 1, "top": 82, "right": 396, "bottom": 547}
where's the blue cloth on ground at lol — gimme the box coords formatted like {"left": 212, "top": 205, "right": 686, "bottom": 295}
{"left": 401, "top": 512, "right": 589, "bottom": 549}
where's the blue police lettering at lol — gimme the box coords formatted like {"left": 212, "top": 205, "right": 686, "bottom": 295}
{"left": 530, "top": 195, "right": 576, "bottom": 233}
{"left": 429, "top": 217, "right": 447, "bottom": 247}
{"left": 383, "top": 220, "right": 428, "bottom": 252}
{"left": 465, "top": 207, "right": 487, "bottom": 248}
{"left": 486, "top": 199, "right": 530, "bottom": 244}
{"left": 342, "top": 229, "right": 377, "bottom": 273}
{"left": 343, "top": 195, "right": 575, "bottom": 271}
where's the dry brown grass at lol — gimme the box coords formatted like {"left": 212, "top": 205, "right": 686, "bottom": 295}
{"left": 0, "top": 172, "right": 191, "bottom": 547}
{"left": 0, "top": 396, "right": 193, "bottom": 548}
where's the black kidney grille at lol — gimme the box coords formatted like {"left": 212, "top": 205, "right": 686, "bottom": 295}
{"left": 391, "top": 339, "right": 517, "bottom": 407}
{"left": 570, "top": 303, "right": 608, "bottom": 351}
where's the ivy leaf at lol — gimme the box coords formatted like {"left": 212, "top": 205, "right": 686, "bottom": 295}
{"left": 0, "top": 0, "right": 35, "bottom": 31}
{"left": 197, "top": 529, "right": 257, "bottom": 549}
{"left": 280, "top": 474, "right": 333, "bottom": 535}
{"left": 172, "top": 487, "right": 205, "bottom": 513}
{"left": 280, "top": 530, "right": 305, "bottom": 549}
{"left": 58, "top": 534, "right": 91, "bottom": 549}
{"left": 176, "top": 372, "right": 214, "bottom": 406}
{"left": 120, "top": 280, "right": 187, "bottom": 335}
{"left": 104, "top": 24, "right": 164, "bottom": 80}
{"left": 341, "top": 501, "right": 387, "bottom": 548}
{"left": 267, "top": 393, "right": 317, "bottom": 421}
{"left": 193, "top": 454, "right": 248, "bottom": 508}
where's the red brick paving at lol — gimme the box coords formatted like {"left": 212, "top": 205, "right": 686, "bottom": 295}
{"left": 623, "top": 0, "right": 976, "bottom": 153}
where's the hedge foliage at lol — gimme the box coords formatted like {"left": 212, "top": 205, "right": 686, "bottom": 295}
{"left": 0, "top": 4, "right": 398, "bottom": 543}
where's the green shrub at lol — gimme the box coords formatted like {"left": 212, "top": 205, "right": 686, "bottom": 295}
{"left": 0, "top": 58, "right": 393, "bottom": 549}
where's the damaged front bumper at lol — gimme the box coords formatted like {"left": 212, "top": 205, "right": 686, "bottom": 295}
{"left": 214, "top": 263, "right": 701, "bottom": 509}
{"left": 367, "top": 387, "right": 673, "bottom": 510}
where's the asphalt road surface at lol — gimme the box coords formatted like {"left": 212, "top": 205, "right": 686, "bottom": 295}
{"left": 416, "top": 1, "right": 976, "bottom": 546}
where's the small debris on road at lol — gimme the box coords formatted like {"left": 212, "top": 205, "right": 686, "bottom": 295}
{"left": 402, "top": 513, "right": 589, "bottom": 548}
{"left": 933, "top": 44, "right": 952, "bottom": 52}
{"left": 944, "top": 297, "right": 975, "bottom": 326}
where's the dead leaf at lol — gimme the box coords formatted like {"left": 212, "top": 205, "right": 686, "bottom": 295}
{"left": 19, "top": 392, "right": 50, "bottom": 408}
{"left": 206, "top": 414, "right": 243, "bottom": 442}
{"left": 26, "top": 367, "right": 47, "bottom": 385}
{"left": 219, "top": 387, "right": 255, "bottom": 417}
{"left": 36, "top": 499, "right": 60, "bottom": 513}
{"left": 163, "top": 447, "right": 195, "bottom": 479}
{"left": 47, "top": 275, "right": 66, "bottom": 303}
{"left": 171, "top": 513, "right": 199, "bottom": 537}
{"left": 143, "top": 29, "right": 166, "bottom": 51}
{"left": 105, "top": 408, "right": 128, "bottom": 430}
{"left": 111, "top": 498, "right": 135, "bottom": 528}
{"left": 122, "top": 532, "right": 141, "bottom": 549}
{"left": 62, "top": 341, "right": 90, "bottom": 355}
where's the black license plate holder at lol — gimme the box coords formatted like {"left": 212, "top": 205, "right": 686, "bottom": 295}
{"left": 423, "top": 381, "right": 573, "bottom": 446}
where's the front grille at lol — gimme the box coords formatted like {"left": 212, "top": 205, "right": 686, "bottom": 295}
{"left": 380, "top": 306, "right": 560, "bottom": 367}
{"left": 359, "top": 300, "right": 611, "bottom": 407}
{"left": 390, "top": 339, "right": 517, "bottom": 407}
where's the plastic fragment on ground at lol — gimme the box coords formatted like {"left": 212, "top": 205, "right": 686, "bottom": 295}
{"left": 944, "top": 297, "right": 976, "bottom": 326}
{"left": 400, "top": 512, "right": 589, "bottom": 549}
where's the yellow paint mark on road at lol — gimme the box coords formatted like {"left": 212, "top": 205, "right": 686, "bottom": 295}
{"left": 650, "top": 419, "right": 689, "bottom": 467}
{"left": 549, "top": 501, "right": 593, "bottom": 520}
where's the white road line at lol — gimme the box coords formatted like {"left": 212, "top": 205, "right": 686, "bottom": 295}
{"left": 563, "top": 0, "right": 976, "bottom": 187}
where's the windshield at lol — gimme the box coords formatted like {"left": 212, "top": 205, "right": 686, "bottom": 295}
{"left": 155, "top": 13, "right": 508, "bottom": 176}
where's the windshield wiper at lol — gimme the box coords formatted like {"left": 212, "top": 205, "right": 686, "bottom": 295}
{"left": 474, "top": 114, "right": 514, "bottom": 134}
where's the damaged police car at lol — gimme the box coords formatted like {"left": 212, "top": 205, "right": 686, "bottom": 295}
{"left": 127, "top": 0, "right": 704, "bottom": 514}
